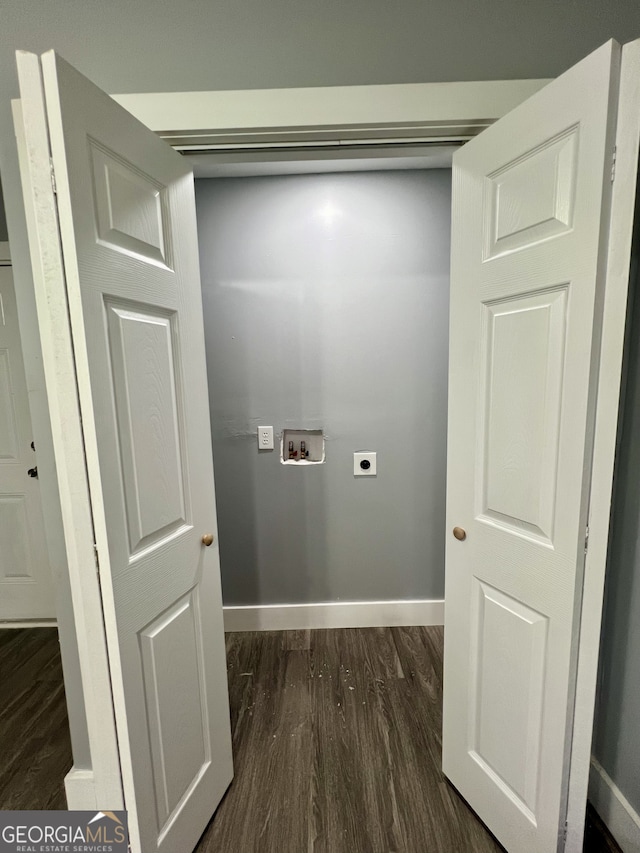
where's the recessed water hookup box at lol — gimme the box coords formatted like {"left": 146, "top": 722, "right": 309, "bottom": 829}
{"left": 281, "top": 429, "right": 325, "bottom": 465}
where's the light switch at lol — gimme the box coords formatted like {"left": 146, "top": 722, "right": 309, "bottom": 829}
{"left": 258, "top": 426, "right": 274, "bottom": 451}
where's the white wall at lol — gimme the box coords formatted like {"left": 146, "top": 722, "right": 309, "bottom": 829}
{"left": 196, "top": 170, "right": 451, "bottom": 606}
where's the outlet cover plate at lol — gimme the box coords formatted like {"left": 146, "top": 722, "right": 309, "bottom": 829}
{"left": 258, "top": 426, "right": 274, "bottom": 451}
{"left": 354, "top": 451, "right": 376, "bottom": 476}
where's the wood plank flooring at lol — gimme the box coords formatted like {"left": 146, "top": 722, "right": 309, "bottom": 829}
{"left": 196, "top": 626, "right": 504, "bottom": 853}
{"left": 0, "top": 626, "right": 622, "bottom": 853}
{"left": 584, "top": 805, "right": 624, "bottom": 853}
{"left": 0, "top": 628, "right": 71, "bottom": 809}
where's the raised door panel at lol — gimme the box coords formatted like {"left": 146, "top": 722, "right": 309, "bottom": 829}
{"left": 140, "top": 590, "right": 210, "bottom": 838}
{"left": 0, "top": 495, "right": 33, "bottom": 581}
{"left": 479, "top": 288, "right": 567, "bottom": 543}
{"left": 91, "top": 143, "right": 170, "bottom": 268}
{"left": 484, "top": 127, "right": 578, "bottom": 260}
{"left": 0, "top": 348, "right": 19, "bottom": 460}
{"left": 105, "top": 302, "right": 189, "bottom": 559}
{"left": 469, "top": 580, "right": 548, "bottom": 820}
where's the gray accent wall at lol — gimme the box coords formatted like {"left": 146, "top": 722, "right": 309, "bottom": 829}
{"left": 592, "top": 224, "right": 640, "bottom": 817}
{"left": 196, "top": 171, "right": 451, "bottom": 605}
{"left": 2, "top": 2, "right": 640, "bottom": 94}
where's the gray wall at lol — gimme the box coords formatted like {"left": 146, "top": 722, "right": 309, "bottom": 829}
{"left": 196, "top": 170, "right": 451, "bottom": 605}
{"left": 2, "top": 1, "right": 640, "bottom": 96}
{"left": 592, "top": 229, "right": 640, "bottom": 817}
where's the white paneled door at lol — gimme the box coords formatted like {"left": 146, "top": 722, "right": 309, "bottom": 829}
{"left": 444, "top": 40, "right": 632, "bottom": 853}
{"left": 0, "top": 264, "right": 55, "bottom": 620}
{"left": 16, "top": 52, "right": 232, "bottom": 853}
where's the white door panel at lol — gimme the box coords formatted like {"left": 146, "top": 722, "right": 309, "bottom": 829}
{"left": 0, "top": 265, "right": 55, "bottom": 620}
{"left": 17, "top": 51, "right": 233, "bottom": 853}
{"left": 444, "top": 41, "right": 620, "bottom": 853}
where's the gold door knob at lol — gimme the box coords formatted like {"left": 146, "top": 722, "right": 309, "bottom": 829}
{"left": 201, "top": 533, "right": 214, "bottom": 547}
{"left": 453, "top": 527, "right": 466, "bottom": 541}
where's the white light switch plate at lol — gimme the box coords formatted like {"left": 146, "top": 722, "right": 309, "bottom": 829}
{"left": 354, "top": 451, "right": 376, "bottom": 476}
{"left": 258, "top": 426, "right": 274, "bottom": 450}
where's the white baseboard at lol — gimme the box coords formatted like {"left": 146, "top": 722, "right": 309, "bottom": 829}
{"left": 589, "top": 757, "right": 640, "bottom": 853}
{"left": 0, "top": 619, "right": 57, "bottom": 629}
{"left": 64, "top": 767, "right": 97, "bottom": 810}
{"left": 223, "top": 598, "right": 444, "bottom": 632}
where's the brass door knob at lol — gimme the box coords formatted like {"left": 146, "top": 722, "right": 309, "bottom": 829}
{"left": 453, "top": 527, "right": 466, "bottom": 541}
{"left": 201, "top": 533, "right": 214, "bottom": 547}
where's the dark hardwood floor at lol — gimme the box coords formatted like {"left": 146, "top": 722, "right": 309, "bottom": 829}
{"left": 196, "top": 626, "right": 505, "bottom": 853}
{"left": 0, "top": 627, "right": 622, "bottom": 853}
{"left": 584, "top": 804, "right": 623, "bottom": 853}
{"left": 0, "top": 628, "right": 71, "bottom": 809}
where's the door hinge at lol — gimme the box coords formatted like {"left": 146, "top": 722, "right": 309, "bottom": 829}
{"left": 50, "top": 158, "right": 57, "bottom": 195}
{"left": 93, "top": 544, "right": 100, "bottom": 574}
{"left": 585, "top": 525, "right": 590, "bottom": 554}
{"left": 611, "top": 146, "right": 617, "bottom": 183}
{"left": 562, "top": 820, "right": 568, "bottom": 846}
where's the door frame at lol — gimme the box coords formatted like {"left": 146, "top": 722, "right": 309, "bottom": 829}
{"left": 114, "top": 59, "right": 639, "bottom": 851}
{"left": 112, "top": 79, "right": 551, "bottom": 152}
{"left": 10, "top": 74, "right": 551, "bottom": 814}
{"left": 563, "top": 40, "right": 640, "bottom": 851}
{"left": 10, "top": 56, "right": 638, "bottom": 850}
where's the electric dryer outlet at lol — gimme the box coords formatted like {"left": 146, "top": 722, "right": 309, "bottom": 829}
{"left": 354, "top": 451, "right": 377, "bottom": 476}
